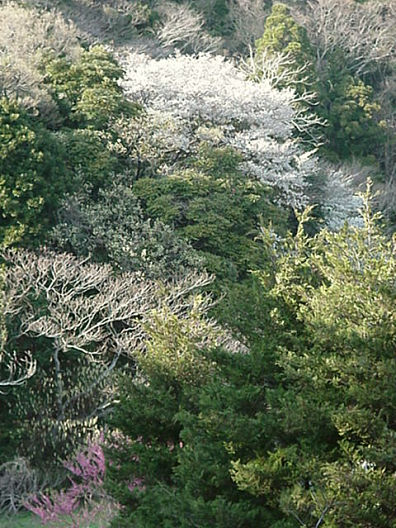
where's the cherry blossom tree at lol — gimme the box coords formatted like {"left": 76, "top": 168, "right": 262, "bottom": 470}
{"left": 120, "top": 52, "right": 317, "bottom": 207}
{"left": 119, "top": 51, "right": 362, "bottom": 223}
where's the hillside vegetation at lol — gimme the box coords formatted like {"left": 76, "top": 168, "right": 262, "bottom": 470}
{"left": 1, "top": 1, "right": 395, "bottom": 526}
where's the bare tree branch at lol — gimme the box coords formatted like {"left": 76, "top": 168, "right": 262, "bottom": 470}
{"left": 1, "top": 248, "right": 215, "bottom": 423}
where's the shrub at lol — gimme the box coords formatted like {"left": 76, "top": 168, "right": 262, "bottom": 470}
{"left": 43, "top": 46, "right": 136, "bottom": 129}
{"left": 0, "top": 458, "right": 39, "bottom": 515}
{"left": 26, "top": 440, "right": 117, "bottom": 527}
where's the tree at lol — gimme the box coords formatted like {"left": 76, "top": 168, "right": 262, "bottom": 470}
{"left": 0, "top": 2, "right": 79, "bottom": 123}
{"left": 253, "top": 1, "right": 391, "bottom": 164}
{"left": 120, "top": 51, "right": 320, "bottom": 208}
{"left": 0, "top": 248, "right": 213, "bottom": 466}
{"left": 43, "top": 45, "right": 136, "bottom": 129}
{"left": 51, "top": 180, "right": 204, "bottom": 279}
{"left": 0, "top": 268, "right": 35, "bottom": 392}
{"left": 106, "top": 185, "right": 396, "bottom": 527}
{"left": 132, "top": 143, "right": 286, "bottom": 280}
{"left": 105, "top": 299, "right": 251, "bottom": 528}
{"left": 317, "top": 68, "right": 386, "bottom": 159}
{"left": 231, "top": 185, "right": 396, "bottom": 526}
{"left": 0, "top": 97, "right": 67, "bottom": 247}
{"left": 301, "top": 0, "right": 396, "bottom": 79}
{"left": 255, "top": 2, "right": 316, "bottom": 87}
{"left": 154, "top": 2, "right": 221, "bottom": 53}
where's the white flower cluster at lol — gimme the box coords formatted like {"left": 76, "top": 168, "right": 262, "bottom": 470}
{"left": 321, "top": 167, "right": 364, "bottom": 230}
{"left": 120, "top": 51, "right": 361, "bottom": 218}
{"left": 121, "top": 52, "right": 294, "bottom": 134}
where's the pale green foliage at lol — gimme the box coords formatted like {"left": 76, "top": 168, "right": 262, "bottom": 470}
{"left": 51, "top": 181, "right": 203, "bottom": 278}
{"left": 137, "top": 300, "right": 220, "bottom": 385}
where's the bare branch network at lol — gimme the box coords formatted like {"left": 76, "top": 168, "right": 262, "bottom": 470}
{"left": 1, "top": 249, "right": 218, "bottom": 420}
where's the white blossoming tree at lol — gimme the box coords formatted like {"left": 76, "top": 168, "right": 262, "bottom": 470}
{"left": 119, "top": 51, "right": 360, "bottom": 220}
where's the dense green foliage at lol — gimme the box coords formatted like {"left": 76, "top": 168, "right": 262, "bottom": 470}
{"left": 0, "top": 98, "right": 67, "bottom": 246}
{"left": 1, "top": 1, "right": 395, "bottom": 525}
{"left": 317, "top": 63, "right": 386, "bottom": 160}
{"left": 106, "top": 192, "right": 396, "bottom": 527}
{"left": 51, "top": 180, "right": 203, "bottom": 278}
{"left": 133, "top": 144, "right": 286, "bottom": 280}
{"left": 43, "top": 45, "right": 134, "bottom": 129}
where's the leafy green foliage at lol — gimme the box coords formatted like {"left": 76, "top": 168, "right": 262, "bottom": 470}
{"left": 0, "top": 97, "right": 67, "bottom": 247}
{"left": 133, "top": 144, "right": 286, "bottom": 280}
{"left": 51, "top": 181, "right": 203, "bottom": 278}
{"left": 56, "top": 128, "right": 122, "bottom": 192}
{"left": 317, "top": 64, "right": 386, "bottom": 160}
{"left": 43, "top": 46, "right": 136, "bottom": 129}
{"left": 231, "top": 187, "right": 396, "bottom": 526}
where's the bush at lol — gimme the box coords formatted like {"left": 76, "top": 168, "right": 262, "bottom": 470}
{"left": 51, "top": 181, "right": 204, "bottom": 279}
{"left": 0, "top": 458, "right": 40, "bottom": 516}
{"left": 26, "top": 440, "right": 117, "bottom": 527}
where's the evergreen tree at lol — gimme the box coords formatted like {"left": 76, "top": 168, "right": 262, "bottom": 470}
{"left": 107, "top": 183, "right": 396, "bottom": 527}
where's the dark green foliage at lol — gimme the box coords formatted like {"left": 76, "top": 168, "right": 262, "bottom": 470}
{"left": 0, "top": 97, "right": 67, "bottom": 247}
{"left": 1, "top": 350, "right": 110, "bottom": 469}
{"left": 107, "top": 187, "right": 396, "bottom": 527}
{"left": 42, "top": 46, "right": 136, "bottom": 129}
{"left": 133, "top": 144, "right": 286, "bottom": 280}
{"left": 56, "top": 128, "right": 122, "bottom": 192}
{"left": 254, "top": 3, "right": 387, "bottom": 163}
{"left": 106, "top": 307, "right": 283, "bottom": 527}
{"left": 317, "top": 63, "right": 386, "bottom": 160}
